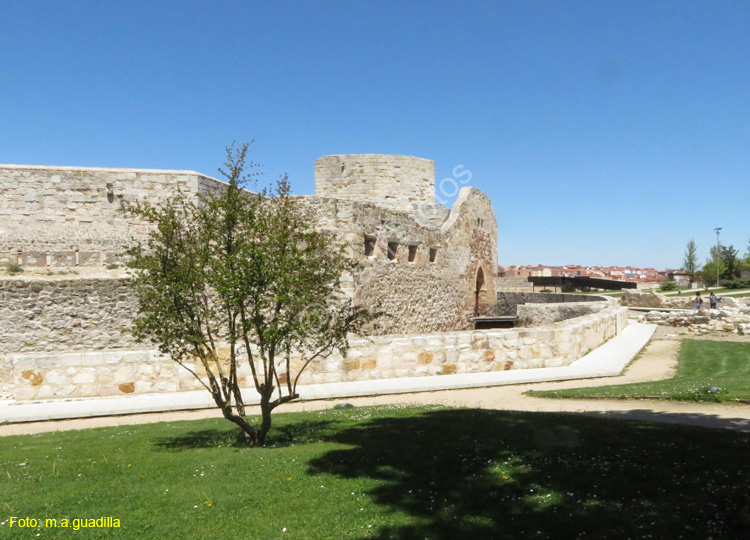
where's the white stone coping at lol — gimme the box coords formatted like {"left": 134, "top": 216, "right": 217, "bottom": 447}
{"left": 0, "top": 324, "right": 656, "bottom": 424}
{"left": 0, "top": 163, "right": 215, "bottom": 177}
{"left": 627, "top": 307, "right": 692, "bottom": 312}
{"left": 315, "top": 153, "right": 434, "bottom": 164}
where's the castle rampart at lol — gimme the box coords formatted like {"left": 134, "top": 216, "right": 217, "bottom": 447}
{"left": 0, "top": 164, "right": 224, "bottom": 267}
{"left": 0, "top": 156, "right": 498, "bottom": 336}
{"left": 300, "top": 183, "right": 497, "bottom": 335}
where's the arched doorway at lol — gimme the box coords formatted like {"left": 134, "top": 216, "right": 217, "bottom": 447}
{"left": 475, "top": 266, "right": 485, "bottom": 316}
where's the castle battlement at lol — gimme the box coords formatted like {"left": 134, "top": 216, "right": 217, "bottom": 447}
{"left": 314, "top": 154, "right": 435, "bottom": 210}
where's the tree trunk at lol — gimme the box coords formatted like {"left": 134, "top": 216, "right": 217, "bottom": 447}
{"left": 258, "top": 399, "right": 273, "bottom": 446}
{"left": 216, "top": 397, "right": 258, "bottom": 445}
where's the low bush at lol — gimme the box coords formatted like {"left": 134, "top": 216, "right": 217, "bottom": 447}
{"left": 723, "top": 278, "right": 750, "bottom": 289}
{"left": 659, "top": 280, "right": 678, "bottom": 291}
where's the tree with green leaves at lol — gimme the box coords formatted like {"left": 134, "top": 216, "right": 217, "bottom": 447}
{"left": 719, "top": 244, "right": 741, "bottom": 281}
{"left": 125, "top": 143, "right": 374, "bottom": 445}
{"left": 700, "top": 259, "right": 724, "bottom": 290}
{"left": 683, "top": 239, "right": 698, "bottom": 285}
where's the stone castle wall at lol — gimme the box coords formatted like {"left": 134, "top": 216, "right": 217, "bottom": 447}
{"left": 0, "top": 277, "right": 138, "bottom": 355}
{"left": 315, "top": 155, "right": 435, "bottom": 210}
{"left": 0, "top": 204, "right": 496, "bottom": 359}
{"left": 0, "top": 154, "right": 507, "bottom": 409}
{"left": 0, "top": 164, "right": 225, "bottom": 267}
{"left": 301, "top": 184, "right": 497, "bottom": 335}
{"left": 1, "top": 154, "right": 497, "bottom": 343}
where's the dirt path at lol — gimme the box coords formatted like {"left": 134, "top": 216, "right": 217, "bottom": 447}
{"left": 3, "top": 327, "right": 750, "bottom": 436}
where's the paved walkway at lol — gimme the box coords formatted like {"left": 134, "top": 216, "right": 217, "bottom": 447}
{"left": 3, "top": 323, "right": 750, "bottom": 436}
{"left": 661, "top": 287, "right": 750, "bottom": 297}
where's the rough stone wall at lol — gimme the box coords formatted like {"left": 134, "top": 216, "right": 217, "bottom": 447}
{"left": 1, "top": 153, "right": 496, "bottom": 342}
{"left": 0, "top": 180, "right": 497, "bottom": 353}
{"left": 0, "top": 277, "right": 139, "bottom": 354}
{"left": 299, "top": 184, "right": 497, "bottom": 335}
{"left": 315, "top": 155, "right": 435, "bottom": 210}
{"left": 0, "top": 165, "right": 225, "bottom": 267}
{"left": 620, "top": 290, "right": 699, "bottom": 309}
{"left": 1, "top": 304, "right": 628, "bottom": 402}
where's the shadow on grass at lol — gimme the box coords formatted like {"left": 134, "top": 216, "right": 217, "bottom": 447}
{"left": 588, "top": 408, "right": 750, "bottom": 432}
{"left": 155, "top": 428, "right": 249, "bottom": 449}
{"left": 307, "top": 408, "right": 750, "bottom": 540}
{"left": 155, "top": 419, "right": 340, "bottom": 450}
{"left": 267, "top": 418, "right": 341, "bottom": 447}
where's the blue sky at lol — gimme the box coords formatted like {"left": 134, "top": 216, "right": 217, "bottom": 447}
{"left": 2, "top": 1, "right": 748, "bottom": 269}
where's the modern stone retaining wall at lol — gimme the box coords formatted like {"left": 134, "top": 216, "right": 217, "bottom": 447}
{"left": 1, "top": 304, "right": 628, "bottom": 402}
{"left": 496, "top": 292, "right": 606, "bottom": 317}
{"left": 516, "top": 301, "right": 608, "bottom": 327}
{"left": 316, "top": 303, "right": 626, "bottom": 382}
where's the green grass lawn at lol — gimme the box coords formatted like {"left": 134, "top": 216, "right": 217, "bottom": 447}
{"left": 699, "top": 288, "right": 750, "bottom": 297}
{"left": 721, "top": 291, "right": 750, "bottom": 298}
{"left": 654, "top": 288, "right": 750, "bottom": 299}
{"left": 661, "top": 287, "right": 726, "bottom": 295}
{"left": 2, "top": 404, "right": 750, "bottom": 539}
{"left": 529, "top": 339, "right": 750, "bottom": 402}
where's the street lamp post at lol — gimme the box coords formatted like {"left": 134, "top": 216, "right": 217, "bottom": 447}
{"left": 714, "top": 227, "right": 722, "bottom": 288}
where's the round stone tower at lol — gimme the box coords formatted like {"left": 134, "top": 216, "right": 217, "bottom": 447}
{"left": 314, "top": 154, "right": 435, "bottom": 210}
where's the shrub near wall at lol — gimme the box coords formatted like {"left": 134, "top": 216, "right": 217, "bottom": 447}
{"left": 725, "top": 279, "right": 750, "bottom": 289}
{"left": 658, "top": 281, "right": 678, "bottom": 292}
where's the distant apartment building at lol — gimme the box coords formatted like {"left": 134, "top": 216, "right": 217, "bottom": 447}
{"left": 499, "top": 263, "right": 685, "bottom": 287}
{"left": 500, "top": 265, "right": 532, "bottom": 278}
{"left": 530, "top": 265, "right": 552, "bottom": 277}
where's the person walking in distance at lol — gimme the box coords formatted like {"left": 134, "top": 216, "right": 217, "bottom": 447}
{"left": 709, "top": 291, "right": 720, "bottom": 310}
{"left": 693, "top": 292, "right": 704, "bottom": 313}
